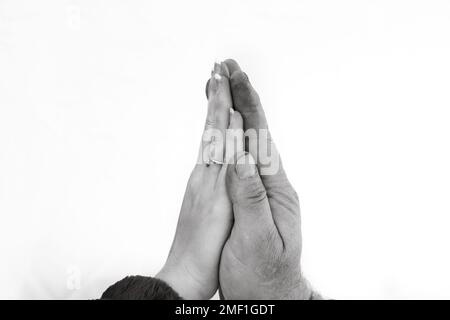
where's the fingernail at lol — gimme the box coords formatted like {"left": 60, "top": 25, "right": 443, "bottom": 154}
{"left": 208, "top": 62, "right": 223, "bottom": 97}
{"left": 236, "top": 153, "right": 257, "bottom": 179}
{"left": 213, "top": 62, "right": 222, "bottom": 79}
{"left": 229, "top": 108, "right": 234, "bottom": 115}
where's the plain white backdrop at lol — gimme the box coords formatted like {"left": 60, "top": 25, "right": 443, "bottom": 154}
{"left": 1, "top": 0, "right": 450, "bottom": 299}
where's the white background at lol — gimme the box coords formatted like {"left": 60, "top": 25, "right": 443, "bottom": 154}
{"left": 1, "top": 0, "right": 450, "bottom": 299}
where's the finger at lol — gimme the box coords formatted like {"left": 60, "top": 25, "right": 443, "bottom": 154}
{"left": 199, "top": 62, "right": 233, "bottom": 169}
{"left": 205, "top": 61, "right": 230, "bottom": 99}
{"left": 225, "top": 110, "right": 244, "bottom": 162}
{"left": 223, "top": 59, "right": 267, "bottom": 130}
{"left": 226, "top": 152, "right": 280, "bottom": 244}
{"left": 223, "top": 60, "right": 289, "bottom": 190}
{"left": 216, "top": 110, "right": 244, "bottom": 190}
{"left": 223, "top": 58, "right": 242, "bottom": 77}
{"left": 224, "top": 60, "right": 299, "bottom": 243}
{"left": 206, "top": 63, "right": 232, "bottom": 133}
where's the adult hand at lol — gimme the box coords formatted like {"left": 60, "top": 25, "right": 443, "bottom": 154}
{"left": 219, "top": 60, "right": 314, "bottom": 300}
{"left": 156, "top": 63, "right": 244, "bottom": 299}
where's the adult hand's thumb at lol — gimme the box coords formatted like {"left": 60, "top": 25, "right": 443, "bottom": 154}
{"left": 226, "top": 153, "right": 273, "bottom": 228}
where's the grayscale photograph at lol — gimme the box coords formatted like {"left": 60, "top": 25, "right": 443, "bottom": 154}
{"left": 1, "top": 0, "right": 450, "bottom": 311}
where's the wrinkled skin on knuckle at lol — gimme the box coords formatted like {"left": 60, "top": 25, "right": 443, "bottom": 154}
{"left": 204, "top": 118, "right": 216, "bottom": 130}
{"left": 231, "top": 178, "right": 267, "bottom": 208}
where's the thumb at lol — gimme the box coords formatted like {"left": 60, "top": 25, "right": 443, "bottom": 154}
{"left": 226, "top": 152, "right": 274, "bottom": 230}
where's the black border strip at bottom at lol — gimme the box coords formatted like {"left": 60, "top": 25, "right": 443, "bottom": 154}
{"left": 0, "top": 300, "right": 442, "bottom": 319}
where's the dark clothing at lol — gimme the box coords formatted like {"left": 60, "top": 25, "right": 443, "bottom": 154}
{"left": 101, "top": 276, "right": 324, "bottom": 300}
{"left": 101, "top": 276, "right": 182, "bottom": 300}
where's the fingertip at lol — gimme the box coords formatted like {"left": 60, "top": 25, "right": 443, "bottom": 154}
{"left": 228, "top": 70, "right": 265, "bottom": 129}
{"left": 229, "top": 69, "right": 248, "bottom": 80}
{"left": 224, "top": 59, "right": 242, "bottom": 76}
{"left": 220, "top": 61, "right": 230, "bottom": 78}
{"left": 206, "top": 61, "right": 230, "bottom": 99}
{"left": 229, "top": 70, "right": 251, "bottom": 90}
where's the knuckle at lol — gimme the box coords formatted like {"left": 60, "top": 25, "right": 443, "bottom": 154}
{"left": 230, "top": 73, "right": 260, "bottom": 102}
{"left": 235, "top": 179, "right": 267, "bottom": 206}
{"left": 204, "top": 118, "right": 216, "bottom": 130}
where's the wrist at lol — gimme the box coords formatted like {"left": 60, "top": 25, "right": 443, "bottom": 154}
{"left": 292, "top": 275, "right": 314, "bottom": 300}
{"left": 278, "top": 272, "right": 314, "bottom": 300}
{"left": 156, "top": 264, "right": 208, "bottom": 300}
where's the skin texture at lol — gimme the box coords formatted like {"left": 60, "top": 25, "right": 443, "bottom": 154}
{"left": 156, "top": 63, "right": 243, "bottom": 300}
{"left": 157, "top": 59, "right": 313, "bottom": 300}
{"left": 219, "top": 59, "right": 312, "bottom": 300}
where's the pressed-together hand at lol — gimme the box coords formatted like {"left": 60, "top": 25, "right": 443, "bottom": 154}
{"left": 219, "top": 60, "right": 313, "bottom": 300}
{"left": 156, "top": 63, "right": 243, "bottom": 299}
{"left": 157, "top": 59, "right": 316, "bottom": 300}
{"left": 102, "top": 59, "right": 322, "bottom": 300}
